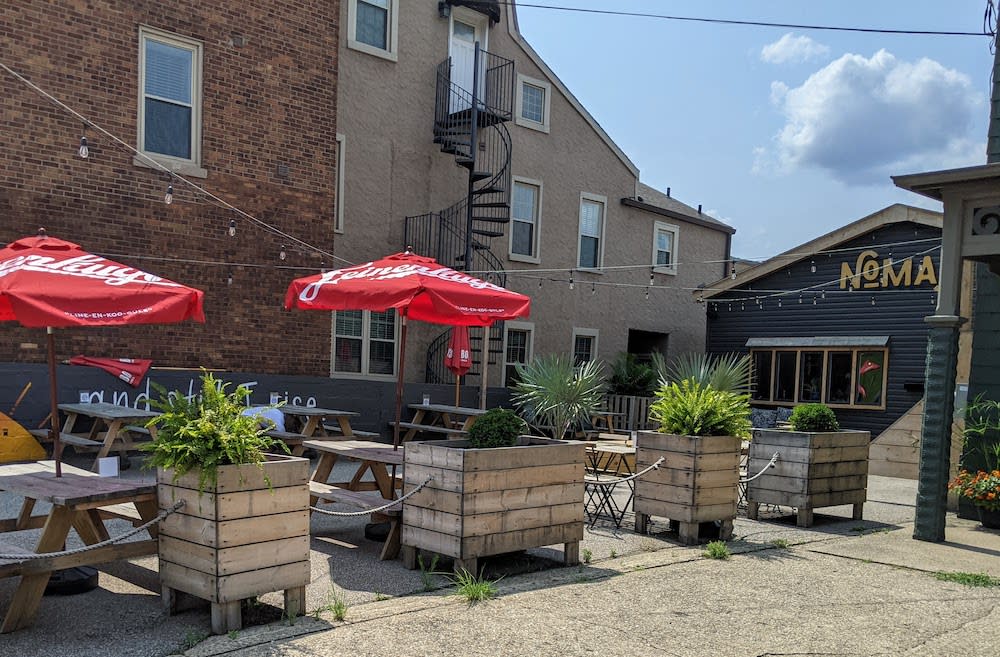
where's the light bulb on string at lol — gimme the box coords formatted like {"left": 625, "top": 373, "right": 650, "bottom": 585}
{"left": 730, "top": 262, "right": 737, "bottom": 280}
{"left": 538, "top": 278, "right": 542, "bottom": 289}
{"left": 279, "top": 245, "right": 287, "bottom": 261}
{"left": 741, "top": 302, "right": 745, "bottom": 311}
{"left": 812, "top": 296, "right": 817, "bottom": 305}
{"left": 798, "top": 294, "right": 803, "bottom": 304}
{"left": 644, "top": 287, "right": 649, "bottom": 300}
{"left": 228, "top": 219, "right": 237, "bottom": 237}
{"left": 591, "top": 281, "right": 596, "bottom": 295}
{"left": 649, "top": 270, "right": 654, "bottom": 286}
{"left": 821, "top": 290, "right": 826, "bottom": 299}
{"left": 871, "top": 296, "right": 876, "bottom": 306}
{"left": 227, "top": 271, "right": 233, "bottom": 286}
{"left": 569, "top": 272, "right": 574, "bottom": 290}
{"left": 164, "top": 183, "right": 173, "bottom": 205}
{"left": 728, "top": 303, "right": 732, "bottom": 312}
{"left": 78, "top": 126, "right": 89, "bottom": 159}
{"left": 810, "top": 259, "right": 816, "bottom": 273}
{"left": 778, "top": 298, "right": 782, "bottom": 308}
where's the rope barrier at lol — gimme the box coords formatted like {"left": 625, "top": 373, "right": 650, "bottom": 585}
{"left": 0, "top": 500, "right": 185, "bottom": 562}
{"left": 739, "top": 452, "right": 780, "bottom": 484}
{"left": 585, "top": 457, "right": 664, "bottom": 487}
{"left": 309, "top": 477, "right": 433, "bottom": 517}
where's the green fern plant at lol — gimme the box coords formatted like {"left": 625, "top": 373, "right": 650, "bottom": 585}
{"left": 649, "top": 379, "right": 751, "bottom": 438}
{"left": 141, "top": 370, "right": 288, "bottom": 493}
{"left": 512, "top": 354, "right": 606, "bottom": 439}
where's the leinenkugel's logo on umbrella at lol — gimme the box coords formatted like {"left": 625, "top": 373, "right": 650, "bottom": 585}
{"left": 298, "top": 262, "right": 506, "bottom": 302}
{"left": 0, "top": 253, "right": 180, "bottom": 287}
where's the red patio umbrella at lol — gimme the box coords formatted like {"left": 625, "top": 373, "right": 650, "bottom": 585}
{"left": 67, "top": 355, "right": 153, "bottom": 388}
{"left": 0, "top": 229, "right": 205, "bottom": 475}
{"left": 444, "top": 325, "right": 472, "bottom": 406}
{"left": 285, "top": 251, "right": 530, "bottom": 447}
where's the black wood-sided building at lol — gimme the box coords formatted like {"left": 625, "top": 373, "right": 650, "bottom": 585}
{"left": 702, "top": 204, "right": 942, "bottom": 438}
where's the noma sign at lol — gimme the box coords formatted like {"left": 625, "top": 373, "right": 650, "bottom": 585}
{"left": 839, "top": 250, "right": 938, "bottom": 290}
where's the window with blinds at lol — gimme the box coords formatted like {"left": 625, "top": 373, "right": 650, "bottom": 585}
{"left": 511, "top": 180, "right": 540, "bottom": 258}
{"left": 139, "top": 28, "right": 200, "bottom": 163}
{"left": 578, "top": 196, "right": 605, "bottom": 269}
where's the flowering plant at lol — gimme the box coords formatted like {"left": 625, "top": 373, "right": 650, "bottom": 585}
{"left": 948, "top": 469, "right": 1000, "bottom": 511}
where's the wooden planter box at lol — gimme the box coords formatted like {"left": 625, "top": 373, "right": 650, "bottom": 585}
{"left": 401, "top": 436, "right": 585, "bottom": 574}
{"left": 633, "top": 432, "right": 741, "bottom": 545}
{"left": 157, "top": 453, "right": 311, "bottom": 634}
{"left": 746, "top": 429, "right": 870, "bottom": 527}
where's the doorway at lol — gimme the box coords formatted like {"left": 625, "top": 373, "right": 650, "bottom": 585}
{"left": 449, "top": 9, "right": 488, "bottom": 112}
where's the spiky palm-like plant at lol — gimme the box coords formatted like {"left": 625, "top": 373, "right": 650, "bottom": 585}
{"left": 664, "top": 352, "right": 753, "bottom": 395}
{"left": 512, "top": 354, "right": 607, "bottom": 439}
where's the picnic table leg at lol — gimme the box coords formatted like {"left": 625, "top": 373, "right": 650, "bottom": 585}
{"left": 91, "top": 419, "right": 125, "bottom": 471}
{"left": 15, "top": 498, "right": 37, "bottom": 530}
{"left": 72, "top": 509, "right": 110, "bottom": 544}
{"left": 379, "top": 514, "right": 401, "bottom": 560}
{"left": 335, "top": 416, "right": 354, "bottom": 437}
{"left": 309, "top": 454, "right": 338, "bottom": 507}
{"left": 301, "top": 417, "right": 321, "bottom": 438}
{"left": 370, "top": 464, "right": 394, "bottom": 500}
{"left": 61, "top": 412, "right": 80, "bottom": 435}
{"left": 134, "top": 498, "right": 161, "bottom": 539}
{"left": 1, "top": 505, "right": 73, "bottom": 633}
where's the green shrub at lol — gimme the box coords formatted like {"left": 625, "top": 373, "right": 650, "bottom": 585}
{"left": 789, "top": 403, "right": 840, "bottom": 432}
{"left": 607, "top": 352, "right": 657, "bottom": 397}
{"left": 467, "top": 408, "right": 525, "bottom": 449}
{"left": 512, "top": 354, "right": 606, "bottom": 439}
{"left": 664, "top": 352, "right": 753, "bottom": 395}
{"left": 650, "top": 379, "right": 751, "bottom": 438}
{"left": 141, "top": 370, "right": 287, "bottom": 493}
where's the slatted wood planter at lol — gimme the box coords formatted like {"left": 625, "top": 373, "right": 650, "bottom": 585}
{"left": 401, "top": 437, "right": 585, "bottom": 574}
{"left": 633, "top": 432, "right": 741, "bottom": 545}
{"left": 746, "top": 429, "right": 871, "bottom": 527}
{"left": 157, "top": 453, "right": 311, "bottom": 634}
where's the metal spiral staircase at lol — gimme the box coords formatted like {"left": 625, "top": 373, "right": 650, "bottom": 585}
{"left": 403, "top": 45, "right": 515, "bottom": 384}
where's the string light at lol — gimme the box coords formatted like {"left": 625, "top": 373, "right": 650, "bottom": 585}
{"left": 78, "top": 125, "right": 88, "bottom": 159}
{"left": 163, "top": 183, "right": 173, "bottom": 205}
{"left": 538, "top": 278, "right": 542, "bottom": 289}
{"left": 228, "top": 219, "right": 237, "bottom": 237}
{"left": 810, "top": 259, "right": 816, "bottom": 273}
{"left": 730, "top": 262, "right": 737, "bottom": 280}
{"left": 728, "top": 303, "right": 732, "bottom": 311}
{"left": 645, "top": 287, "right": 649, "bottom": 300}
{"left": 591, "top": 281, "right": 596, "bottom": 295}
{"left": 798, "top": 294, "right": 803, "bottom": 304}
{"left": 821, "top": 290, "right": 826, "bottom": 299}
{"left": 649, "top": 269, "right": 655, "bottom": 285}
{"left": 871, "top": 295, "right": 876, "bottom": 306}
{"left": 279, "top": 245, "right": 287, "bottom": 261}
{"left": 226, "top": 271, "right": 233, "bottom": 285}
{"left": 778, "top": 298, "right": 782, "bottom": 308}
{"left": 569, "top": 272, "right": 574, "bottom": 290}
{"left": 812, "top": 296, "right": 817, "bottom": 305}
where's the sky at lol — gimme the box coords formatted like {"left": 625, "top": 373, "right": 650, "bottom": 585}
{"left": 515, "top": 1, "right": 995, "bottom": 260}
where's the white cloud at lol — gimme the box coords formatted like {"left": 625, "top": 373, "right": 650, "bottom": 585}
{"left": 759, "top": 49, "right": 986, "bottom": 185}
{"left": 760, "top": 33, "right": 830, "bottom": 64}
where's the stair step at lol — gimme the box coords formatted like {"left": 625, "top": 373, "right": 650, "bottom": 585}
{"left": 472, "top": 216, "right": 510, "bottom": 224}
{"left": 456, "top": 157, "right": 474, "bottom": 167}
{"left": 471, "top": 228, "right": 504, "bottom": 238}
{"left": 471, "top": 186, "right": 505, "bottom": 195}
{"left": 434, "top": 127, "right": 473, "bottom": 138}
{"left": 469, "top": 170, "right": 491, "bottom": 182}
{"left": 471, "top": 201, "right": 510, "bottom": 209}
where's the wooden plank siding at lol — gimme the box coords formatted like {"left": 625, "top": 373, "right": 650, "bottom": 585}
{"left": 706, "top": 221, "right": 942, "bottom": 438}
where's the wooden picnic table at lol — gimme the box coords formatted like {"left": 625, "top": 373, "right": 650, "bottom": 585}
{"left": 0, "top": 460, "right": 159, "bottom": 633}
{"left": 281, "top": 405, "right": 359, "bottom": 439}
{"left": 395, "top": 403, "right": 488, "bottom": 442}
{"left": 57, "top": 402, "right": 160, "bottom": 471}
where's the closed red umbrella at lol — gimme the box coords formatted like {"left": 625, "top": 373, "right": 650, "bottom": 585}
{"left": 0, "top": 229, "right": 205, "bottom": 475}
{"left": 285, "top": 251, "right": 530, "bottom": 446}
{"left": 444, "top": 325, "right": 472, "bottom": 406}
{"left": 67, "top": 356, "right": 153, "bottom": 388}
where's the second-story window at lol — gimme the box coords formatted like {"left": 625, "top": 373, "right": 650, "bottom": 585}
{"left": 653, "top": 221, "right": 679, "bottom": 274}
{"left": 516, "top": 74, "right": 552, "bottom": 133}
{"left": 349, "top": 0, "right": 398, "bottom": 60}
{"left": 510, "top": 179, "right": 541, "bottom": 260}
{"left": 139, "top": 27, "right": 202, "bottom": 168}
{"left": 578, "top": 194, "right": 606, "bottom": 269}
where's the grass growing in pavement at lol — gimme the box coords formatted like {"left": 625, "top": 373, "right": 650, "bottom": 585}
{"left": 451, "top": 568, "right": 500, "bottom": 603}
{"left": 582, "top": 548, "right": 593, "bottom": 564}
{"left": 934, "top": 571, "right": 1000, "bottom": 587}
{"left": 703, "top": 540, "right": 731, "bottom": 560}
{"left": 770, "top": 538, "right": 790, "bottom": 549}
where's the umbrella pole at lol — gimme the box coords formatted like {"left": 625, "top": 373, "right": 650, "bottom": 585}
{"left": 479, "top": 325, "right": 489, "bottom": 410}
{"left": 46, "top": 327, "right": 62, "bottom": 478}
{"left": 454, "top": 375, "right": 461, "bottom": 407}
{"left": 392, "top": 315, "right": 408, "bottom": 450}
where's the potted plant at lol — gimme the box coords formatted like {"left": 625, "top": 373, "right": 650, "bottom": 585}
{"left": 948, "top": 395, "right": 1000, "bottom": 528}
{"left": 634, "top": 379, "right": 750, "bottom": 544}
{"left": 510, "top": 354, "right": 606, "bottom": 439}
{"left": 142, "top": 371, "right": 310, "bottom": 634}
{"left": 746, "top": 402, "right": 870, "bottom": 527}
{"left": 401, "top": 407, "right": 585, "bottom": 575}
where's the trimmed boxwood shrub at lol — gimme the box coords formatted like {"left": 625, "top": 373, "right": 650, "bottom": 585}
{"left": 467, "top": 408, "right": 526, "bottom": 449}
{"left": 789, "top": 403, "right": 840, "bottom": 432}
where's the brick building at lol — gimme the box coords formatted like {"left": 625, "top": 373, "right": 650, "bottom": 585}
{"left": 1, "top": 2, "right": 340, "bottom": 375}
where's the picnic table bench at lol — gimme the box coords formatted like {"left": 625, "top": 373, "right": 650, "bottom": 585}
{"left": 28, "top": 429, "right": 102, "bottom": 450}
{"left": 309, "top": 478, "right": 402, "bottom": 560}
{"left": 389, "top": 421, "right": 468, "bottom": 439}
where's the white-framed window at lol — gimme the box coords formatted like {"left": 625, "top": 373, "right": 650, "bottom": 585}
{"left": 332, "top": 309, "right": 398, "bottom": 378}
{"left": 137, "top": 26, "right": 204, "bottom": 176}
{"left": 335, "top": 133, "right": 345, "bottom": 233}
{"left": 652, "top": 221, "right": 679, "bottom": 274}
{"left": 509, "top": 177, "right": 542, "bottom": 262}
{"left": 577, "top": 193, "right": 606, "bottom": 270}
{"left": 515, "top": 74, "right": 551, "bottom": 133}
{"left": 503, "top": 321, "right": 534, "bottom": 387}
{"left": 348, "top": 0, "right": 398, "bottom": 61}
{"left": 571, "top": 328, "right": 599, "bottom": 367}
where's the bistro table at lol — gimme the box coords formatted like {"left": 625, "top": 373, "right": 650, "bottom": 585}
{"left": 57, "top": 402, "right": 160, "bottom": 471}
{"left": 395, "top": 403, "right": 488, "bottom": 442}
{"left": 0, "top": 460, "right": 159, "bottom": 633}
{"left": 584, "top": 442, "right": 637, "bottom": 528}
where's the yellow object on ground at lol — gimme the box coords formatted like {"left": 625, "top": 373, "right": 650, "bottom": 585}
{"left": 0, "top": 412, "right": 47, "bottom": 462}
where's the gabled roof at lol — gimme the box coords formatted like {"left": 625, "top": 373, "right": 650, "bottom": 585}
{"left": 505, "top": 2, "right": 639, "bottom": 178}
{"left": 701, "top": 203, "right": 942, "bottom": 299}
{"left": 623, "top": 183, "right": 736, "bottom": 235}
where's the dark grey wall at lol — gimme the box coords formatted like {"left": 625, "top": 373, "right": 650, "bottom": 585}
{"left": 0, "top": 364, "right": 510, "bottom": 440}
{"left": 706, "top": 221, "right": 941, "bottom": 437}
